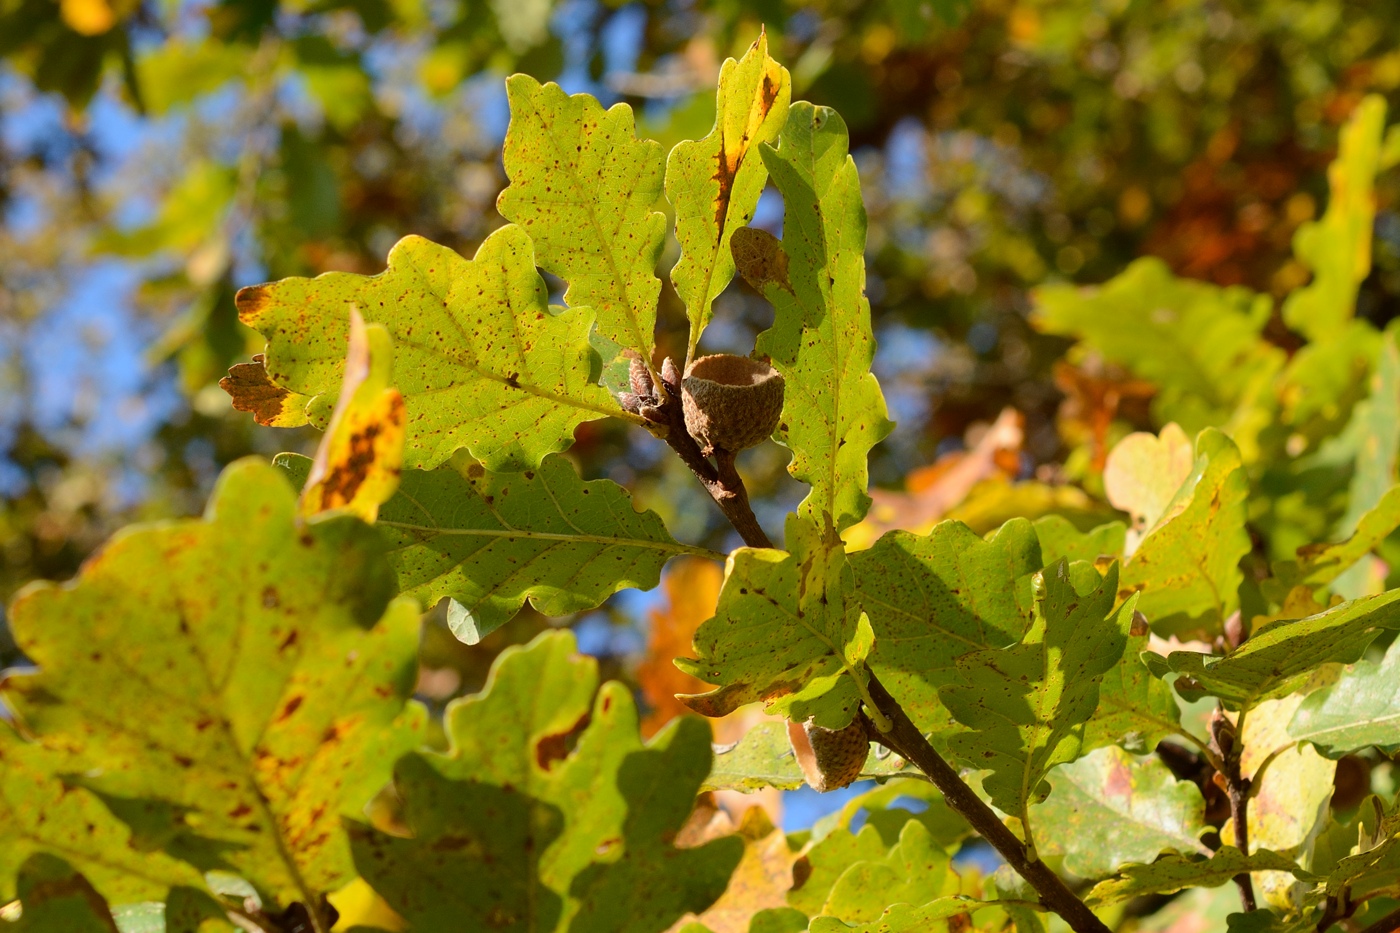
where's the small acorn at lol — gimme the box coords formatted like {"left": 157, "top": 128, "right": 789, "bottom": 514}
{"left": 787, "top": 717, "right": 869, "bottom": 793}
{"left": 681, "top": 354, "right": 785, "bottom": 454}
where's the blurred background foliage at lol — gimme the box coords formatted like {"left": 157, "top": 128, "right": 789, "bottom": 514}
{"left": 6, "top": 0, "right": 1400, "bottom": 772}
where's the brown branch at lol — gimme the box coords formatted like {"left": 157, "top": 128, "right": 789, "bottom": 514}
{"left": 863, "top": 674, "right": 1111, "bottom": 933}
{"left": 1211, "top": 711, "right": 1257, "bottom": 913}
{"left": 643, "top": 358, "right": 773, "bottom": 549}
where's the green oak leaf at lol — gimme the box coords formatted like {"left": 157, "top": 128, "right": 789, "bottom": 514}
{"left": 235, "top": 225, "right": 625, "bottom": 472}
{"left": 1119, "top": 428, "right": 1250, "bottom": 639}
{"left": 701, "top": 720, "right": 913, "bottom": 793}
{"left": 11, "top": 855, "right": 118, "bottom": 933}
{"left": 1028, "top": 746, "right": 1210, "bottom": 879}
{"left": 1281, "top": 95, "right": 1387, "bottom": 342}
{"left": 737, "top": 102, "right": 892, "bottom": 532}
{"left": 809, "top": 821, "right": 962, "bottom": 927}
{"left": 497, "top": 75, "right": 665, "bottom": 364}
{"left": 667, "top": 31, "right": 790, "bottom": 355}
{"left": 1086, "top": 847, "right": 1313, "bottom": 906}
{"left": 676, "top": 514, "right": 877, "bottom": 730}
{"left": 276, "top": 451, "right": 711, "bottom": 644}
{"left": 1032, "top": 257, "right": 1283, "bottom": 437}
{"left": 1289, "top": 636, "right": 1400, "bottom": 757}
{"left": 849, "top": 519, "right": 1040, "bottom": 740}
{"left": 1270, "top": 485, "right": 1400, "bottom": 598}
{"left": 349, "top": 631, "right": 741, "bottom": 933}
{"left": 939, "top": 561, "right": 1134, "bottom": 842}
{"left": 1225, "top": 909, "right": 1319, "bottom": 932}
{"left": 1164, "top": 588, "right": 1400, "bottom": 710}
{"left": 1033, "top": 515, "right": 1126, "bottom": 567}
{"left": 2, "top": 458, "right": 426, "bottom": 910}
{"left": 1081, "top": 620, "right": 1183, "bottom": 754}
{"left": 1319, "top": 798, "right": 1400, "bottom": 899}
{"left": 0, "top": 725, "right": 203, "bottom": 905}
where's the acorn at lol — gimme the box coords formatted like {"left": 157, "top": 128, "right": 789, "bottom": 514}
{"left": 681, "top": 354, "right": 785, "bottom": 454}
{"left": 787, "top": 717, "right": 869, "bottom": 793}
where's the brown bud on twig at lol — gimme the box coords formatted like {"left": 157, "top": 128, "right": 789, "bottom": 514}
{"left": 681, "top": 354, "right": 784, "bottom": 455}
{"left": 787, "top": 717, "right": 869, "bottom": 792}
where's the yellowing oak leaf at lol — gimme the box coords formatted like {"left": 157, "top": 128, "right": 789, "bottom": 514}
{"left": 236, "top": 225, "right": 625, "bottom": 472}
{"left": 301, "top": 309, "right": 405, "bottom": 522}
{"left": 2, "top": 459, "right": 426, "bottom": 916}
{"left": 668, "top": 31, "right": 790, "bottom": 356}
{"left": 497, "top": 75, "right": 666, "bottom": 365}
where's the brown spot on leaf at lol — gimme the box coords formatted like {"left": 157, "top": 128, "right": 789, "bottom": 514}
{"left": 534, "top": 712, "right": 590, "bottom": 770}
{"left": 220, "top": 355, "right": 302, "bottom": 427}
{"left": 277, "top": 695, "right": 304, "bottom": 721}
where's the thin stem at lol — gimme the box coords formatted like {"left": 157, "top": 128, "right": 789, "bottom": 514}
{"left": 862, "top": 674, "right": 1111, "bottom": 933}
{"left": 1212, "top": 710, "right": 1257, "bottom": 913}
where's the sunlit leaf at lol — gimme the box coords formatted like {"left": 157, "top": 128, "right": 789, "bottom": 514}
{"left": 1270, "top": 486, "right": 1400, "bottom": 597}
{"left": 702, "top": 720, "right": 912, "bottom": 793}
{"left": 1118, "top": 428, "right": 1250, "bottom": 639}
{"left": 681, "top": 807, "right": 801, "bottom": 933}
{"left": 2, "top": 459, "right": 426, "bottom": 909}
{"left": 497, "top": 75, "right": 665, "bottom": 364}
{"left": 677, "top": 515, "right": 877, "bottom": 729}
{"left": 279, "top": 450, "right": 702, "bottom": 644}
{"left": 1289, "top": 636, "right": 1400, "bottom": 757}
{"left": 1164, "top": 588, "right": 1400, "bottom": 709}
{"left": 1028, "top": 746, "right": 1209, "bottom": 880}
{"left": 808, "top": 821, "right": 965, "bottom": 928}
{"left": 349, "top": 631, "right": 742, "bottom": 932}
{"left": 1281, "top": 95, "right": 1387, "bottom": 341}
{"left": 668, "top": 31, "right": 790, "bottom": 355}
{"left": 940, "top": 561, "right": 1133, "bottom": 844}
{"left": 300, "top": 309, "right": 405, "bottom": 522}
{"left": 236, "top": 226, "right": 626, "bottom": 472}
{"left": 1102, "top": 423, "right": 1193, "bottom": 553}
{"left": 1236, "top": 693, "right": 1336, "bottom": 908}
{"left": 1032, "top": 515, "right": 1126, "bottom": 567}
{"left": 1033, "top": 258, "right": 1283, "bottom": 437}
{"left": 737, "top": 103, "right": 892, "bottom": 532}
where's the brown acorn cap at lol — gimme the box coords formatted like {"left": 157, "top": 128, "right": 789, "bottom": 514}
{"left": 787, "top": 717, "right": 869, "bottom": 793}
{"left": 681, "top": 354, "right": 784, "bottom": 454}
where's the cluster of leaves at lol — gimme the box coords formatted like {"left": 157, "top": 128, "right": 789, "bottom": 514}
{"left": 5, "top": 32, "right": 1400, "bottom": 933}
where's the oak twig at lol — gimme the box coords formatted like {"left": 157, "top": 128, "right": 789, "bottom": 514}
{"left": 645, "top": 358, "right": 773, "bottom": 549}
{"left": 863, "top": 674, "right": 1112, "bottom": 933}
{"left": 1211, "top": 711, "right": 1258, "bottom": 913}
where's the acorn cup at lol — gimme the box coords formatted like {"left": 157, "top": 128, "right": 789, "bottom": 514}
{"left": 787, "top": 717, "right": 870, "bottom": 793}
{"left": 681, "top": 354, "right": 785, "bottom": 454}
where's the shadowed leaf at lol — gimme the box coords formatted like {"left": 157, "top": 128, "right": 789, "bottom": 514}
{"left": 849, "top": 519, "right": 1040, "bottom": 741}
{"left": 1086, "top": 847, "right": 1313, "bottom": 906}
{"left": 940, "top": 561, "right": 1134, "bottom": 840}
{"left": 2, "top": 459, "right": 426, "bottom": 908}
{"left": 11, "top": 855, "right": 118, "bottom": 933}
{"left": 278, "top": 451, "right": 703, "bottom": 645}
{"left": 350, "top": 631, "right": 742, "bottom": 933}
